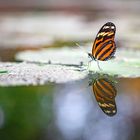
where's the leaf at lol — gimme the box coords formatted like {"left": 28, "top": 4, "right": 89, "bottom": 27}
{"left": 0, "top": 62, "right": 87, "bottom": 86}
{"left": 15, "top": 46, "right": 140, "bottom": 78}
{"left": 88, "top": 60, "right": 140, "bottom": 78}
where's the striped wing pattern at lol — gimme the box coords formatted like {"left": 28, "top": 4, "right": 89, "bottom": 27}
{"left": 92, "top": 78, "right": 117, "bottom": 116}
{"left": 92, "top": 22, "right": 116, "bottom": 61}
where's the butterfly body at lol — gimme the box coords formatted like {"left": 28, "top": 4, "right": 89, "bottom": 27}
{"left": 91, "top": 22, "right": 116, "bottom": 62}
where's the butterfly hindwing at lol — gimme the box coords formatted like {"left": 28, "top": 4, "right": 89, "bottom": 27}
{"left": 92, "top": 78, "right": 117, "bottom": 116}
{"left": 92, "top": 22, "right": 116, "bottom": 61}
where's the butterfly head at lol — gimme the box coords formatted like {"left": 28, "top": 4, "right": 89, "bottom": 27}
{"left": 88, "top": 53, "right": 96, "bottom": 60}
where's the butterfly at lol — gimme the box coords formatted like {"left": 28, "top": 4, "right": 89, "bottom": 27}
{"left": 91, "top": 76, "right": 117, "bottom": 116}
{"left": 88, "top": 22, "right": 116, "bottom": 69}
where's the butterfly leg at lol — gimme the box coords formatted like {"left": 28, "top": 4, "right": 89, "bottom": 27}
{"left": 96, "top": 60, "right": 102, "bottom": 71}
{"left": 87, "top": 60, "right": 92, "bottom": 71}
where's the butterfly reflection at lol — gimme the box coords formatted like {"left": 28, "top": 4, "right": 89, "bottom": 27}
{"left": 89, "top": 73, "right": 117, "bottom": 116}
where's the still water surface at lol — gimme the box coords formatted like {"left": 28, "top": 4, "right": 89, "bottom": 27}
{"left": 0, "top": 75, "right": 139, "bottom": 140}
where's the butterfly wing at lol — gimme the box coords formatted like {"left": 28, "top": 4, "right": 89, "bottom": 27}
{"left": 92, "top": 22, "right": 116, "bottom": 61}
{"left": 92, "top": 78, "right": 117, "bottom": 116}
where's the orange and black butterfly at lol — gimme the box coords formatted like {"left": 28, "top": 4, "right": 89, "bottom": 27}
{"left": 88, "top": 22, "right": 116, "bottom": 66}
{"left": 90, "top": 74, "right": 117, "bottom": 116}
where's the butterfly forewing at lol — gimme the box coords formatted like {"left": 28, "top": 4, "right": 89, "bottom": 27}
{"left": 92, "top": 78, "right": 117, "bottom": 116}
{"left": 92, "top": 22, "right": 116, "bottom": 61}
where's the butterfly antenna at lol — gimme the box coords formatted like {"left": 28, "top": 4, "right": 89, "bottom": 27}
{"left": 75, "top": 43, "right": 89, "bottom": 55}
{"left": 75, "top": 43, "right": 94, "bottom": 71}
{"left": 97, "top": 60, "right": 102, "bottom": 71}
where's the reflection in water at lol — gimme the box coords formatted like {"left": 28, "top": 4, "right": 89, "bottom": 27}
{"left": 53, "top": 74, "right": 136, "bottom": 140}
{"left": 89, "top": 73, "right": 117, "bottom": 116}
{"left": 53, "top": 80, "right": 134, "bottom": 140}
{"left": 0, "top": 78, "right": 137, "bottom": 140}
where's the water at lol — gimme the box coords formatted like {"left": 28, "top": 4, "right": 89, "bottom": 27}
{"left": 0, "top": 75, "right": 139, "bottom": 140}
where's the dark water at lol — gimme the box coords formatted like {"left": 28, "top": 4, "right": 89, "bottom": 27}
{"left": 0, "top": 75, "right": 140, "bottom": 140}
